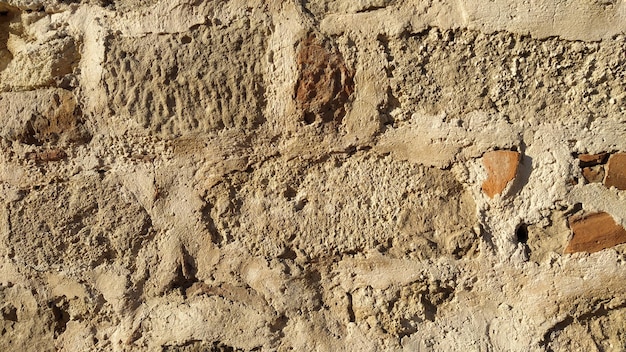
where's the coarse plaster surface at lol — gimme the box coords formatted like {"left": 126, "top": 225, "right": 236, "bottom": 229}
{"left": 0, "top": 0, "right": 625, "bottom": 351}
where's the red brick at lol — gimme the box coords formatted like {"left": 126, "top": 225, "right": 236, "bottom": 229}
{"left": 481, "top": 150, "right": 520, "bottom": 198}
{"left": 565, "top": 212, "right": 626, "bottom": 254}
{"left": 604, "top": 153, "right": 626, "bottom": 190}
{"left": 295, "top": 34, "right": 354, "bottom": 124}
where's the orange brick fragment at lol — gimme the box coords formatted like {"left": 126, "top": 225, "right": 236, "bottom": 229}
{"left": 604, "top": 153, "right": 626, "bottom": 190}
{"left": 565, "top": 212, "right": 626, "bottom": 254}
{"left": 578, "top": 152, "right": 608, "bottom": 166}
{"left": 481, "top": 150, "right": 520, "bottom": 198}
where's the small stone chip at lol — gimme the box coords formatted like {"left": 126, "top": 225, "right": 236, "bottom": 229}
{"left": 578, "top": 152, "right": 608, "bottom": 167}
{"left": 481, "top": 150, "right": 520, "bottom": 198}
{"left": 604, "top": 153, "right": 626, "bottom": 190}
{"left": 565, "top": 212, "right": 626, "bottom": 254}
{"left": 582, "top": 165, "right": 604, "bottom": 184}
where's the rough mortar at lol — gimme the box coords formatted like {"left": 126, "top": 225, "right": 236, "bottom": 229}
{"left": 0, "top": 0, "right": 625, "bottom": 351}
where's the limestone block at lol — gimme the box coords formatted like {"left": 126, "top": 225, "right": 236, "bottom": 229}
{"left": 102, "top": 12, "right": 271, "bottom": 136}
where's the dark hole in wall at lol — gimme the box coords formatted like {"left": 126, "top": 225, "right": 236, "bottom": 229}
{"left": 269, "top": 314, "right": 289, "bottom": 335}
{"left": 303, "top": 112, "right": 316, "bottom": 125}
{"left": 346, "top": 292, "right": 356, "bottom": 323}
{"left": 516, "top": 223, "right": 531, "bottom": 258}
{"left": 278, "top": 246, "right": 297, "bottom": 260}
{"left": 516, "top": 224, "right": 528, "bottom": 244}
{"left": 168, "top": 246, "right": 199, "bottom": 299}
{"left": 201, "top": 203, "right": 224, "bottom": 245}
{"left": 0, "top": 5, "right": 15, "bottom": 72}
{"left": 283, "top": 186, "right": 296, "bottom": 199}
{"left": 49, "top": 301, "right": 70, "bottom": 338}
{"left": 1, "top": 305, "right": 17, "bottom": 322}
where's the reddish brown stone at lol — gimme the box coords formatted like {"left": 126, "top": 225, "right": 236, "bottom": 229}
{"left": 565, "top": 212, "right": 626, "bottom": 254}
{"left": 295, "top": 34, "right": 354, "bottom": 124}
{"left": 26, "top": 149, "right": 67, "bottom": 163}
{"left": 481, "top": 150, "right": 520, "bottom": 198}
{"left": 578, "top": 152, "right": 608, "bottom": 167}
{"left": 604, "top": 153, "right": 626, "bottom": 190}
{"left": 582, "top": 165, "right": 604, "bottom": 184}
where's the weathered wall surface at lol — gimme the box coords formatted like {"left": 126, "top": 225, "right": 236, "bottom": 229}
{"left": 0, "top": 0, "right": 625, "bottom": 351}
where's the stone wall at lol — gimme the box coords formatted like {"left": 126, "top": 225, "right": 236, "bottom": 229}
{"left": 0, "top": 0, "right": 625, "bottom": 351}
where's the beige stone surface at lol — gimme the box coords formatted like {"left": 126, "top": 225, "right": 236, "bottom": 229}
{"left": 0, "top": 0, "right": 625, "bottom": 351}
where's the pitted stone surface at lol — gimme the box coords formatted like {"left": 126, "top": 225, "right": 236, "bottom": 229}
{"left": 0, "top": 1, "right": 625, "bottom": 351}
